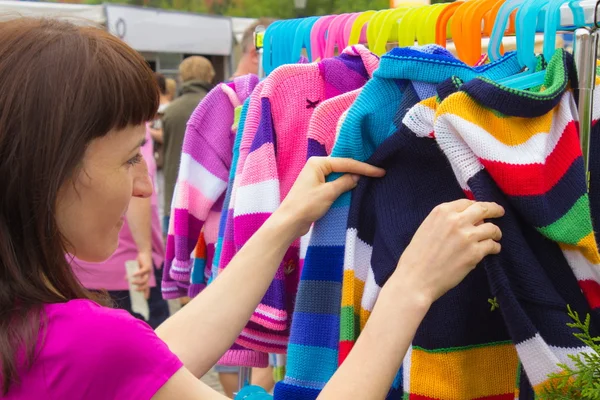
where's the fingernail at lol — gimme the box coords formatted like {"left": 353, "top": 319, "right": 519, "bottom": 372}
{"left": 351, "top": 174, "right": 360, "bottom": 183}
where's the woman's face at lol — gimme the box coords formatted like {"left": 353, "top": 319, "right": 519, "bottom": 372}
{"left": 56, "top": 124, "right": 152, "bottom": 262}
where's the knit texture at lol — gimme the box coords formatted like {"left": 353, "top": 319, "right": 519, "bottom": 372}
{"left": 162, "top": 74, "right": 259, "bottom": 299}
{"left": 341, "top": 96, "right": 519, "bottom": 399}
{"left": 213, "top": 93, "right": 270, "bottom": 368}
{"left": 232, "top": 46, "right": 379, "bottom": 355}
{"left": 432, "top": 49, "right": 600, "bottom": 396}
{"left": 274, "top": 47, "right": 522, "bottom": 399}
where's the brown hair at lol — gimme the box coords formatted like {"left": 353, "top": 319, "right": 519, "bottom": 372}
{"left": 179, "top": 56, "right": 216, "bottom": 84}
{"left": 0, "top": 18, "right": 158, "bottom": 394}
{"left": 241, "top": 18, "right": 275, "bottom": 53}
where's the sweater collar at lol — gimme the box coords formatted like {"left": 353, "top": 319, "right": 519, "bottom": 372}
{"left": 376, "top": 47, "right": 521, "bottom": 84}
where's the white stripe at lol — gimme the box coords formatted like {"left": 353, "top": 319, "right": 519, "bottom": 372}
{"left": 436, "top": 95, "right": 576, "bottom": 166}
{"left": 516, "top": 333, "right": 593, "bottom": 386}
{"left": 361, "top": 267, "right": 381, "bottom": 314}
{"left": 403, "top": 102, "right": 435, "bottom": 138}
{"left": 592, "top": 85, "right": 600, "bottom": 122}
{"left": 179, "top": 153, "right": 227, "bottom": 202}
{"left": 233, "top": 179, "right": 280, "bottom": 216}
{"left": 403, "top": 345, "right": 412, "bottom": 394}
{"left": 240, "top": 330, "right": 289, "bottom": 346}
{"left": 254, "top": 307, "right": 287, "bottom": 322}
{"left": 434, "top": 120, "right": 482, "bottom": 192}
{"left": 300, "top": 227, "right": 313, "bottom": 259}
{"left": 562, "top": 248, "right": 600, "bottom": 282}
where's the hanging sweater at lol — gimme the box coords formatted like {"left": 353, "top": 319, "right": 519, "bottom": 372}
{"left": 431, "top": 49, "right": 600, "bottom": 396}
{"left": 274, "top": 48, "right": 523, "bottom": 400}
{"left": 162, "top": 75, "right": 259, "bottom": 300}
{"left": 340, "top": 95, "right": 520, "bottom": 399}
{"left": 232, "top": 46, "right": 379, "bottom": 355}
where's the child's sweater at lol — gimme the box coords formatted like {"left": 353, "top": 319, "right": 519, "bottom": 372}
{"left": 162, "top": 74, "right": 259, "bottom": 300}
{"left": 274, "top": 47, "right": 522, "bottom": 400}
{"left": 232, "top": 46, "right": 379, "bottom": 355}
{"left": 431, "top": 49, "right": 600, "bottom": 395}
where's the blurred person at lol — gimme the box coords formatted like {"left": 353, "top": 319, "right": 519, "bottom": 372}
{"left": 71, "top": 123, "right": 169, "bottom": 329}
{"left": 166, "top": 77, "right": 177, "bottom": 101}
{"left": 231, "top": 18, "right": 275, "bottom": 79}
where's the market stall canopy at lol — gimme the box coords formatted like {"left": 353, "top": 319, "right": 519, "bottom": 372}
{"left": 0, "top": 1, "right": 105, "bottom": 25}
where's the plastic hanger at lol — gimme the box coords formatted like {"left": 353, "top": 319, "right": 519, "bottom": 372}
{"left": 367, "top": 9, "right": 396, "bottom": 50}
{"left": 292, "top": 16, "right": 319, "bottom": 62}
{"left": 373, "top": 6, "right": 412, "bottom": 55}
{"left": 515, "top": 0, "right": 549, "bottom": 72}
{"left": 339, "top": 13, "right": 360, "bottom": 49}
{"left": 310, "top": 15, "right": 337, "bottom": 62}
{"left": 462, "top": 0, "right": 505, "bottom": 65}
{"left": 543, "top": 0, "right": 585, "bottom": 61}
{"left": 397, "top": 6, "right": 426, "bottom": 47}
{"left": 324, "top": 13, "right": 354, "bottom": 58}
{"left": 275, "top": 18, "right": 303, "bottom": 68}
{"left": 348, "top": 10, "right": 377, "bottom": 45}
{"left": 436, "top": 1, "right": 464, "bottom": 46}
{"left": 422, "top": 3, "right": 451, "bottom": 45}
{"left": 414, "top": 4, "right": 441, "bottom": 46}
{"left": 451, "top": 0, "right": 480, "bottom": 62}
{"left": 488, "top": 0, "right": 523, "bottom": 61}
{"left": 263, "top": 20, "right": 285, "bottom": 75}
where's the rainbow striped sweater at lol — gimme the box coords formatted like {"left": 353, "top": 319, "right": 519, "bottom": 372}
{"left": 162, "top": 74, "right": 258, "bottom": 300}
{"left": 274, "top": 47, "right": 522, "bottom": 399}
{"left": 231, "top": 46, "right": 379, "bottom": 355}
{"left": 430, "top": 49, "right": 600, "bottom": 396}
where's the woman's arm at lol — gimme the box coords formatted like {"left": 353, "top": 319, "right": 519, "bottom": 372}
{"left": 155, "top": 157, "right": 386, "bottom": 378}
{"left": 318, "top": 200, "right": 503, "bottom": 399}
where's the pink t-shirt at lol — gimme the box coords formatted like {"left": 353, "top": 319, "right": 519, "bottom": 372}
{"left": 5, "top": 299, "right": 182, "bottom": 399}
{"left": 72, "top": 128, "right": 165, "bottom": 290}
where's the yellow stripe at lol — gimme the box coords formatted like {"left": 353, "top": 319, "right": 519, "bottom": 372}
{"left": 359, "top": 307, "right": 371, "bottom": 331}
{"left": 436, "top": 92, "right": 554, "bottom": 146}
{"left": 410, "top": 343, "right": 519, "bottom": 399}
{"left": 341, "top": 270, "right": 366, "bottom": 308}
{"left": 560, "top": 232, "right": 600, "bottom": 264}
{"left": 422, "top": 96, "right": 437, "bottom": 109}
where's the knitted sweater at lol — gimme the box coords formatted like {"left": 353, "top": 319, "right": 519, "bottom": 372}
{"left": 162, "top": 75, "right": 259, "bottom": 300}
{"left": 232, "top": 46, "right": 379, "bottom": 355}
{"left": 431, "top": 49, "right": 600, "bottom": 396}
{"left": 274, "top": 48, "right": 523, "bottom": 399}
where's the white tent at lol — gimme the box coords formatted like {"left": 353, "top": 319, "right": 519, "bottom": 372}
{"left": 0, "top": 1, "right": 105, "bottom": 25}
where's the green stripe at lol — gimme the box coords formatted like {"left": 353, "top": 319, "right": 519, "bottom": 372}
{"left": 538, "top": 194, "right": 593, "bottom": 245}
{"left": 412, "top": 340, "right": 514, "bottom": 354}
{"left": 340, "top": 306, "right": 359, "bottom": 342}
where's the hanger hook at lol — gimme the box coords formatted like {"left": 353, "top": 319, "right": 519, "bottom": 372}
{"left": 594, "top": 0, "right": 600, "bottom": 29}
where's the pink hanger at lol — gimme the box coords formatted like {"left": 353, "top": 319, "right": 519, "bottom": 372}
{"left": 310, "top": 15, "right": 337, "bottom": 62}
{"left": 324, "top": 14, "right": 355, "bottom": 59}
{"left": 338, "top": 13, "right": 360, "bottom": 50}
{"left": 343, "top": 13, "right": 367, "bottom": 45}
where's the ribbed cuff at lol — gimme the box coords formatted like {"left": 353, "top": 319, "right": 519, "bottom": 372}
{"left": 218, "top": 349, "right": 269, "bottom": 368}
{"left": 169, "top": 259, "right": 192, "bottom": 282}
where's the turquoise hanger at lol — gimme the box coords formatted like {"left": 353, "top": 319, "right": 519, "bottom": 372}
{"left": 263, "top": 20, "right": 285, "bottom": 75}
{"left": 292, "top": 16, "right": 319, "bottom": 62}
{"left": 488, "top": 0, "right": 524, "bottom": 62}
{"left": 273, "top": 18, "right": 303, "bottom": 69}
{"left": 543, "top": 0, "right": 585, "bottom": 60}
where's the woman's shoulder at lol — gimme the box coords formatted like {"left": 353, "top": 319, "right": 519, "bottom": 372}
{"left": 36, "top": 299, "right": 183, "bottom": 400}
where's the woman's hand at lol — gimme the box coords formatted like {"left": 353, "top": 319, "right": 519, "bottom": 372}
{"left": 276, "top": 157, "right": 385, "bottom": 238}
{"left": 390, "top": 199, "right": 504, "bottom": 305}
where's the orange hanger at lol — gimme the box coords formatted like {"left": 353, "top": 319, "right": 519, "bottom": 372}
{"left": 450, "top": 0, "right": 478, "bottom": 62}
{"left": 462, "top": 0, "right": 504, "bottom": 65}
{"left": 435, "top": 1, "right": 464, "bottom": 46}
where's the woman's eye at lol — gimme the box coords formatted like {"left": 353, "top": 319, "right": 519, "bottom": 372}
{"left": 127, "top": 154, "right": 143, "bottom": 166}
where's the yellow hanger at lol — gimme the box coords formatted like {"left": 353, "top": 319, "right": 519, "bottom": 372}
{"left": 422, "top": 3, "right": 451, "bottom": 45}
{"left": 372, "top": 5, "right": 413, "bottom": 55}
{"left": 367, "top": 9, "right": 397, "bottom": 49}
{"left": 412, "top": 6, "right": 435, "bottom": 46}
{"left": 416, "top": 3, "right": 446, "bottom": 45}
{"left": 348, "top": 10, "right": 377, "bottom": 45}
{"left": 397, "top": 6, "right": 426, "bottom": 47}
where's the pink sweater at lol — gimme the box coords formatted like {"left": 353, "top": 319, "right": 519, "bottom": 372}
{"left": 162, "top": 75, "right": 259, "bottom": 300}
{"left": 232, "top": 46, "right": 379, "bottom": 354}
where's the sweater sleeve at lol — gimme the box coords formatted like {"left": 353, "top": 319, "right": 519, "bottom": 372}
{"left": 162, "top": 85, "right": 235, "bottom": 299}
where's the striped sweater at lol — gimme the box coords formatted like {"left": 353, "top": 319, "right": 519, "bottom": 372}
{"left": 430, "top": 49, "right": 600, "bottom": 396}
{"left": 162, "top": 74, "right": 259, "bottom": 300}
{"left": 232, "top": 46, "right": 379, "bottom": 355}
{"left": 274, "top": 47, "right": 523, "bottom": 399}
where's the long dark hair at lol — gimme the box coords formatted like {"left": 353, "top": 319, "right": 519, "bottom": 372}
{"left": 0, "top": 18, "right": 159, "bottom": 394}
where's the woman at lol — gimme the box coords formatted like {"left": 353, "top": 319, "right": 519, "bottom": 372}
{"left": 0, "top": 18, "right": 504, "bottom": 399}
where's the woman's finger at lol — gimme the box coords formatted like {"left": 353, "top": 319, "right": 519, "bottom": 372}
{"left": 319, "top": 157, "right": 385, "bottom": 178}
{"left": 460, "top": 202, "right": 505, "bottom": 224}
{"left": 326, "top": 174, "right": 360, "bottom": 198}
{"left": 470, "top": 223, "right": 502, "bottom": 242}
{"left": 476, "top": 239, "right": 502, "bottom": 258}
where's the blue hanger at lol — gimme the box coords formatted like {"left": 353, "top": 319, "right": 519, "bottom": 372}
{"left": 543, "top": 0, "right": 585, "bottom": 60}
{"left": 488, "top": 0, "right": 523, "bottom": 62}
{"left": 292, "top": 16, "right": 319, "bottom": 62}
{"left": 263, "top": 20, "right": 285, "bottom": 76}
{"left": 274, "top": 18, "right": 303, "bottom": 69}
